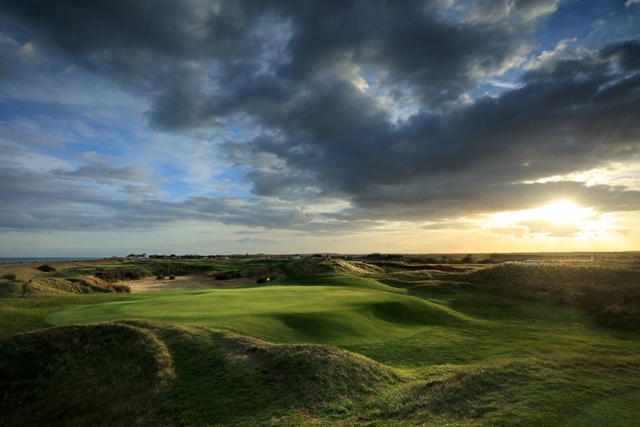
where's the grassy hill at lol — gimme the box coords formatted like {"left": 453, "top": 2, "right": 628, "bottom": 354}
{"left": 1, "top": 258, "right": 640, "bottom": 426}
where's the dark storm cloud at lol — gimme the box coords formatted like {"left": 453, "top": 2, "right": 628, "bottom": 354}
{"left": 1, "top": 1, "right": 640, "bottom": 231}
{"left": 233, "top": 40, "right": 640, "bottom": 218}
{"left": 1, "top": 0, "right": 533, "bottom": 126}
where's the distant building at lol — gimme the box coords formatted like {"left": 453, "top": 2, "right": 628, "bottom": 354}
{"left": 522, "top": 260, "right": 536, "bottom": 264}
{"left": 292, "top": 255, "right": 302, "bottom": 260}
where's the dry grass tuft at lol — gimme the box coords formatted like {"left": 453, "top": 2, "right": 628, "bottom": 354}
{"left": 288, "top": 258, "right": 384, "bottom": 276}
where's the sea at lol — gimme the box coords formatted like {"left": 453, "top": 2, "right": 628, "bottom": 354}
{"left": 0, "top": 257, "right": 102, "bottom": 264}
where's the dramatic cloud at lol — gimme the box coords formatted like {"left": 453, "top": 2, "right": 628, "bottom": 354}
{"left": 0, "top": 0, "right": 639, "bottom": 254}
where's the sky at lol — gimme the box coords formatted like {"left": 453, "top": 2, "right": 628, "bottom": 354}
{"left": 0, "top": 0, "right": 639, "bottom": 257}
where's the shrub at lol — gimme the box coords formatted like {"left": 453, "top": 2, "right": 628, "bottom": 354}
{"left": 93, "top": 267, "right": 152, "bottom": 283}
{"left": 574, "top": 284, "right": 640, "bottom": 331}
{"left": 214, "top": 270, "right": 243, "bottom": 280}
{"left": 169, "top": 275, "right": 175, "bottom": 280}
{"left": 109, "top": 284, "right": 132, "bottom": 293}
{"left": 1, "top": 273, "right": 17, "bottom": 281}
{"left": 149, "top": 262, "right": 216, "bottom": 277}
{"left": 36, "top": 264, "right": 57, "bottom": 272}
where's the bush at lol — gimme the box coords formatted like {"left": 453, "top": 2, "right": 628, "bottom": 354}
{"left": 169, "top": 275, "right": 175, "bottom": 280}
{"left": 150, "top": 262, "right": 217, "bottom": 277}
{"left": 36, "top": 265, "right": 57, "bottom": 272}
{"left": 109, "top": 284, "right": 132, "bottom": 293}
{"left": 574, "top": 284, "right": 640, "bottom": 331}
{"left": 93, "top": 267, "right": 152, "bottom": 283}
{"left": 1, "top": 273, "right": 17, "bottom": 281}
{"left": 214, "top": 270, "right": 243, "bottom": 280}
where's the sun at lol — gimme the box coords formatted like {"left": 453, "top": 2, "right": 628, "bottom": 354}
{"left": 528, "top": 200, "right": 593, "bottom": 223}
{"left": 491, "top": 200, "right": 594, "bottom": 225}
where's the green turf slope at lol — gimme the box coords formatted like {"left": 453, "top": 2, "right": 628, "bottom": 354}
{"left": 47, "top": 279, "right": 470, "bottom": 344}
{"left": 0, "top": 320, "right": 398, "bottom": 427}
{"left": 6, "top": 273, "right": 640, "bottom": 426}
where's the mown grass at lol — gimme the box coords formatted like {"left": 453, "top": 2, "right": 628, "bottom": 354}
{"left": 1, "top": 260, "right": 640, "bottom": 426}
{"left": 47, "top": 277, "right": 468, "bottom": 345}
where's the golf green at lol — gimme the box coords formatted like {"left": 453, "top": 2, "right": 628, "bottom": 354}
{"left": 47, "top": 283, "right": 469, "bottom": 344}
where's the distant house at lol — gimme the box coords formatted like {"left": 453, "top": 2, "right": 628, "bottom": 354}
{"left": 292, "top": 255, "right": 302, "bottom": 260}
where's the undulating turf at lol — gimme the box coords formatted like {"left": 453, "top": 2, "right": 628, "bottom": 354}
{"left": 47, "top": 278, "right": 470, "bottom": 344}
{"left": 1, "top": 259, "right": 640, "bottom": 426}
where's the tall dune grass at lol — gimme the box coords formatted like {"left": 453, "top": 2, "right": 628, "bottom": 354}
{"left": 462, "top": 263, "right": 640, "bottom": 330}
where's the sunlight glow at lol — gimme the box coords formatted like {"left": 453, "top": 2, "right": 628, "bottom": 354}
{"left": 493, "top": 200, "right": 593, "bottom": 224}
{"left": 528, "top": 200, "right": 593, "bottom": 223}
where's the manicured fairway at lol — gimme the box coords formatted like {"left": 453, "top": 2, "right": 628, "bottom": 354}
{"left": 47, "top": 279, "right": 470, "bottom": 344}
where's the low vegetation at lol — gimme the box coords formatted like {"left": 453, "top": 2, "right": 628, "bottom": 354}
{"left": 462, "top": 263, "right": 640, "bottom": 331}
{"left": 1, "top": 257, "right": 639, "bottom": 426}
{"left": 93, "top": 267, "right": 153, "bottom": 282}
{"left": 0, "top": 322, "right": 175, "bottom": 427}
{"left": 574, "top": 284, "right": 640, "bottom": 331}
{"left": 288, "top": 257, "right": 384, "bottom": 276}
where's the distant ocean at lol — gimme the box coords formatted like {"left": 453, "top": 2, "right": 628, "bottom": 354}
{"left": 0, "top": 257, "right": 102, "bottom": 264}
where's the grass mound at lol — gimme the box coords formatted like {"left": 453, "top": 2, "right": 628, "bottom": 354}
{"left": 370, "top": 300, "right": 454, "bottom": 325}
{"left": 26, "top": 276, "right": 130, "bottom": 295}
{"left": 0, "top": 282, "right": 24, "bottom": 297}
{"left": 385, "top": 270, "right": 433, "bottom": 281}
{"left": 462, "top": 263, "right": 640, "bottom": 292}
{"left": 288, "top": 258, "right": 384, "bottom": 276}
{"left": 362, "top": 361, "right": 536, "bottom": 421}
{"left": 575, "top": 284, "right": 640, "bottom": 331}
{"left": 217, "top": 330, "right": 398, "bottom": 414}
{"left": 0, "top": 265, "right": 41, "bottom": 282}
{"left": 0, "top": 322, "right": 175, "bottom": 427}
{"left": 463, "top": 263, "right": 640, "bottom": 331}
{"left": 409, "top": 281, "right": 479, "bottom": 294}
{"left": 0, "top": 321, "right": 399, "bottom": 427}
{"left": 93, "top": 267, "right": 153, "bottom": 282}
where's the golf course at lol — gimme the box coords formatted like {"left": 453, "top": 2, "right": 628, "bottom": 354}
{"left": 1, "top": 257, "right": 640, "bottom": 426}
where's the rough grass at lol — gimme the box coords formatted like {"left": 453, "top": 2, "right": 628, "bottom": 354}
{"left": 214, "top": 264, "right": 283, "bottom": 281}
{"left": 93, "top": 267, "right": 153, "bottom": 282}
{"left": 3, "top": 261, "right": 640, "bottom": 426}
{"left": 0, "top": 265, "right": 42, "bottom": 282}
{"left": 461, "top": 263, "right": 640, "bottom": 330}
{"left": 0, "top": 319, "right": 399, "bottom": 426}
{"left": 26, "top": 276, "right": 130, "bottom": 295}
{"left": 0, "top": 322, "right": 175, "bottom": 427}
{"left": 385, "top": 270, "right": 433, "bottom": 281}
{"left": 574, "top": 284, "right": 640, "bottom": 331}
{"left": 461, "top": 263, "right": 640, "bottom": 292}
{"left": 288, "top": 258, "right": 384, "bottom": 276}
{"left": 0, "top": 281, "right": 24, "bottom": 297}
{"left": 407, "top": 280, "right": 479, "bottom": 294}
